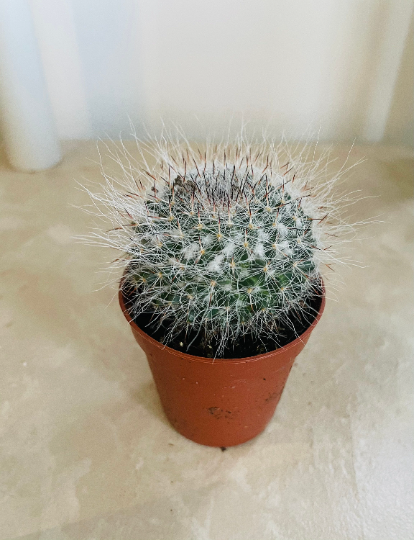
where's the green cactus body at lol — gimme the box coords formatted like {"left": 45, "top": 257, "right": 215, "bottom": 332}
{"left": 123, "top": 160, "right": 320, "bottom": 349}
{"left": 85, "top": 133, "right": 358, "bottom": 355}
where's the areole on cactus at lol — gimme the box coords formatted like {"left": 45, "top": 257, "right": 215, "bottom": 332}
{"left": 85, "top": 131, "right": 357, "bottom": 356}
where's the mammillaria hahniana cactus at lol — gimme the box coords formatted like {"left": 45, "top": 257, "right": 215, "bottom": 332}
{"left": 86, "top": 132, "right": 358, "bottom": 356}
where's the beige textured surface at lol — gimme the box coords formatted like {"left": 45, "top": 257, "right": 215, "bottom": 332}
{"left": 0, "top": 142, "right": 413, "bottom": 540}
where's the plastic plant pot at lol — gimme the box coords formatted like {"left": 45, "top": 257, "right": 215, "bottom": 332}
{"left": 119, "top": 283, "right": 325, "bottom": 447}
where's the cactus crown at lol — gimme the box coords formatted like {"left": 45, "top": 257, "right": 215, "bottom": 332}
{"left": 86, "top": 133, "right": 356, "bottom": 356}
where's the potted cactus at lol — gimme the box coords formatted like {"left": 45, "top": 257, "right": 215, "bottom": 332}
{"left": 86, "top": 134, "right": 353, "bottom": 447}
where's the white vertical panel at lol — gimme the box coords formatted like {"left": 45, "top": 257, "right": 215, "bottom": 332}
{"left": 130, "top": 0, "right": 414, "bottom": 142}
{"left": 24, "top": 0, "right": 414, "bottom": 143}
{"left": 383, "top": 14, "right": 414, "bottom": 146}
{"left": 29, "top": 0, "right": 92, "bottom": 139}
{"left": 0, "top": 0, "right": 62, "bottom": 170}
{"left": 68, "top": 0, "right": 144, "bottom": 137}
{"left": 361, "top": 1, "right": 414, "bottom": 142}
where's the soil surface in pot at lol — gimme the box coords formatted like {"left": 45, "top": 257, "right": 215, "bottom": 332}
{"left": 122, "top": 282, "right": 323, "bottom": 359}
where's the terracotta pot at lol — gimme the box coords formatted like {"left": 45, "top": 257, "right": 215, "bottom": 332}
{"left": 119, "top": 285, "right": 325, "bottom": 447}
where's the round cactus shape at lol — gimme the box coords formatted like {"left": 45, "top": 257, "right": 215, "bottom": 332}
{"left": 87, "top": 135, "right": 352, "bottom": 354}
{"left": 130, "top": 163, "right": 319, "bottom": 334}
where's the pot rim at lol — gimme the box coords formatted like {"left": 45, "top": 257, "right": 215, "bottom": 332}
{"left": 119, "top": 276, "right": 325, "bottom": 364}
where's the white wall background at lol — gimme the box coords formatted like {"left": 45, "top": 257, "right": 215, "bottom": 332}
{"left": 16, "top": 0, "right": 414, "bottom": 143}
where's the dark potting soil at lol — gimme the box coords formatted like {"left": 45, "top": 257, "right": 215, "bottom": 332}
{"left": 123, "top": 285, "right": 323, "bottom": 359}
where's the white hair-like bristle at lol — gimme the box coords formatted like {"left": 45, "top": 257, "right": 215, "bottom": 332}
{"left": 81, "top": 126, "right": 367, "bottom": 356}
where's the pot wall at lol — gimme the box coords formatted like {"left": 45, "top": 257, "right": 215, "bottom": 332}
{"left": 120, "top": 289, "right": 325, "bottom": 447}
